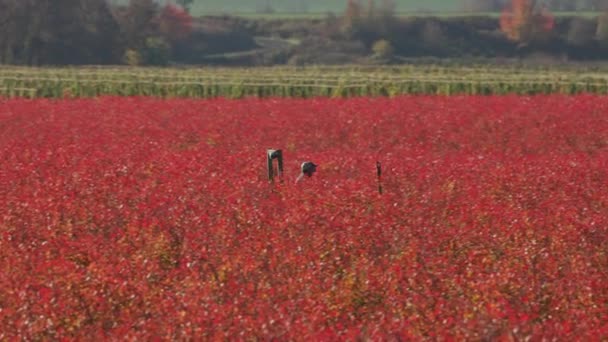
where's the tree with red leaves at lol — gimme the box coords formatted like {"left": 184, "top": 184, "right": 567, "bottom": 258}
{"left": 500, "top": 0, "right": 554, "bottom": 45}
{"left": 159, "top": 3, "right": 193, "bottom": 42}
{"left": 342, "top": 0, "right": 363, "bottom": 35}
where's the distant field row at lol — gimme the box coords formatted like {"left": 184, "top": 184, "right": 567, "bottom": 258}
{"left": 112, "top": 0, "right": 601, "bottom": 18}
{"left": 188, "top": 0, "right": 457, "bottom": 14}
{"left": 211, "top": 11, "right": 601, "bottom": 19}
{"left": 111, "top": 0, "right": 457, "bottom": 15}
{"left": 186, "top": 0, "right": 600, "bottom": 17}
{"left": 2, "top": 65, "right": 608, "bottom": 98}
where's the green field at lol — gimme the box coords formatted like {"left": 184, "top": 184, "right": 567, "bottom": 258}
{"left": 187, "top": 0, "right": 600, "bottom": 17}
{"left": 3, "top": 64, "right": 608, "bottom": 98}
{"left": 218, "top": 11, "right": 601, "bottom": 19}
{"left": 109, "top": 0, "right": 601, "bottom": 18}
{"left": 189, "top": 0, "right": 458, "bottom": 15}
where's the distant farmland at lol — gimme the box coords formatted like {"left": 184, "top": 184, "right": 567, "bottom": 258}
{"left": 188, "top": 0, "right": 461, "bottom": 15}
{"left": 183, "top": 1, "right": 599, "bottom": 18}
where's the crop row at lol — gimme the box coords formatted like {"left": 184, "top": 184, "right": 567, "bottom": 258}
{"left": 2, "top": 65, "right": 608, "bottom": 97}
{"left": 1, "top": 79, "right": 607, "bottom": 98}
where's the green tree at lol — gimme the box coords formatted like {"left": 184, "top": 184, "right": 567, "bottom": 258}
{"left": 142, "top": 37, "right": 170, "bottom": 66}
{"left": 0, "top": 0, "right": 121, "bottom": 65}
{"left": 115, "top": 0, "right": 160, "bottom": 51}
{"left": 341, "top": 0, "right": 398, "bottom": 44}
{"left": 596, "top": 12, "right": 608, "bottom": 47}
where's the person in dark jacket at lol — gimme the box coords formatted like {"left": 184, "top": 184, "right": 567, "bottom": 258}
{"left": 296, "top": 161, "right": 317, "bottom": 183}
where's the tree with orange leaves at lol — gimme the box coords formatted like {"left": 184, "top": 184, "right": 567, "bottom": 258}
{"left": 500, "top": 0, "right": 554, "bottom": 45}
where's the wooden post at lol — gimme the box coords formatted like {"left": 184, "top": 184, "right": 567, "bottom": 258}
{"left": 267, "top": 149, "right": 283, "bottom": 182}
{"left": 376, "top": 161, "right": 383, "bottom": 194}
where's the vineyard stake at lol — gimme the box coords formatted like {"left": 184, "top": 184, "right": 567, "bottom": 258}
{"left": 376, "top": 161, "right": 383, "bottom": 194}
{"left": 267, "top": 149, "right": 284, "bottom": 182}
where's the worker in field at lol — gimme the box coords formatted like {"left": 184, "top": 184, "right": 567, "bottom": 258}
{"left": 296, "top": 161, "right": 317, "bottom": 183}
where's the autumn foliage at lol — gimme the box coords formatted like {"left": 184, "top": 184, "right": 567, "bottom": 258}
{"left": 1, "top": 96, "right": 607, "bottom": 339}
{"left": 159, "top": 4, "right": 193, "bottom": 42}
{"left": 500, "top": 0, "right": 555, "bottom": 44}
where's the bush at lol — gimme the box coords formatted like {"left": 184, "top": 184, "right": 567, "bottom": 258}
{"left": 124, "top": 49, "right": 142, "bottom": 66}
{"left": 372, "top": 39, "right": 394, "bottom": 58}
{"left": 142, "top": 37, "right": 171, "bottom": 66}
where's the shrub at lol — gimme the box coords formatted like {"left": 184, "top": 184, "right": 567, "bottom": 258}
{"left": 124, "top": 49, "right": 142, "bottom": 66}
{"left": 371, "top": 39, "right": 394, "bottom": 58}
{"left": 142, "top": 37, "right": 171, "bottom": 66}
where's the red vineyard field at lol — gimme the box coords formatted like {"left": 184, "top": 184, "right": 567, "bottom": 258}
{"left": 0, "top": 96, "right": 607, "bottom": 339}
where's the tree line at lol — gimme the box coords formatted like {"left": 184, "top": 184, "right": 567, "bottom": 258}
{"left": 464, "top": 0, "right": 608, "bottom": 12}
{"left": 0, "top": 0, "right": 192, "bottom": 65}
{"left": 3, "top": 0, "right": 608, "bottom": 66}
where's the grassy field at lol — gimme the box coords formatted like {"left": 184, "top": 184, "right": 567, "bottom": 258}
{"left": 187, "top": 0, "right": 601, "bottom": 17}
{"left": 217, "top": 11, "right": 601, "bottom": 19}
{"left": 109, "top": 0, "right": 601, "bottom": 18}
{"left": 189, "top": 0, "right": 458, "bottom": 15}
{"left": 3, "top": 64, "right": 608, "bottom": 98}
